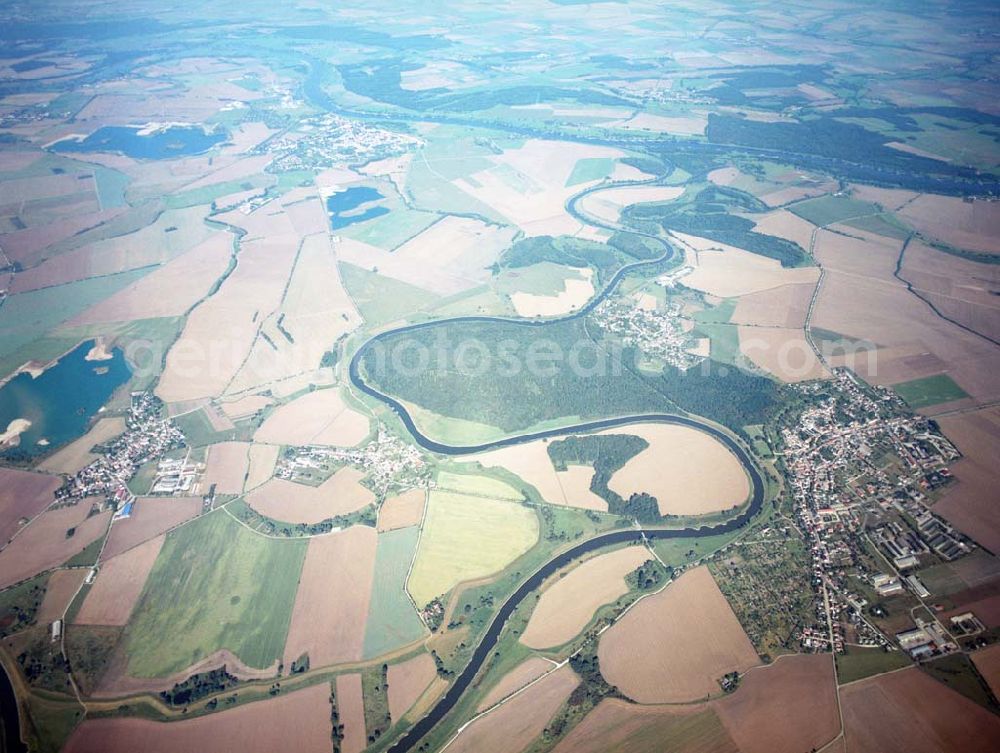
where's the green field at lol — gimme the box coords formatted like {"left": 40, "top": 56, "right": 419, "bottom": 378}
{"left": 788, "top": 195, "right": 879, "bottom": 227}
{"left": 407, "top": 490, "right": 539, "bottom": 606}
{"left": 124, "top": 511, "right": 307, "bottom": 677}
{"left": 339, "top": 262, "right": 441, "bottom": 327}
{"left": 692, "top": 297, "right": 736, "bottom": 325}
{"left": 338, "top": 194, "right": 441, "bottom": 250}
{"left": 495, "top": 262, "right": 586, "bottom": 297}
{"left": 842, "top": 212, "right": 912, "bottom": 240}
{"left": 363, "top": 526, "right": 428, "bottom": 659}
{"left": 892, "top": 373, "right": 968, "bottom": 408}
{"left": 402, "top": 399, "right": 511, "bottom": 445}
{"left": 836, "top": 646, "right": 911, "bottom": 684}
{"left": 565, "top": 157, "right": 614, "bottom": 187}
{"left": 694, "top": 322, "right": 741, "bottom": 366}
{"left": 0, "top": 267, "right": 151, "bottom": 363}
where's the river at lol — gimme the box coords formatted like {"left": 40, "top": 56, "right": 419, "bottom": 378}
{"left": 346, "top": 174, "right": 767, "bottom": 751}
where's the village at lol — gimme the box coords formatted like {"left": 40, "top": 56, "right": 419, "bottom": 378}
{"left": 54, "top": 392, "right": 186, "bottom": 514}
{"left": 276, "top": 426, "right": 429, "bottom": 498}
{"left": 593, "top": 290, "right": 704, "bottom": 370}
{"left": 780, "top": 369, "right": 971, "bottom": 661}
{"left": 263, "top": 113, "right": 422, "bottom": 173}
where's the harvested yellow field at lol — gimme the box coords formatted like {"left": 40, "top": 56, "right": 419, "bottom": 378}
{"left": 247, "top": 468, "right": 375, "bottom": 525}
{"left": 811, "top": 232, "right": 1000, "bottom": 403}
{"left": 64, "top": 683, "right": 333, "bottom": 753}
{"left": 555, "top": 464, "right": 607, "bottom": 511}
{"left": 69, "top": 233, "right": 233, "bottom": 325}
{"left": 75, "top": 536, "right": 164, "bottom": 626}
{"left": 283, "top": 526, "right": 377, "bottom": 667}
{"left": 254, "top": 389, "right": 370, "bottom": 448}
{"left": 732, "top": 282, "right": 816, "bottom": 329}
{"left": 899, "top": 239, "right": 1000, "bottom": 340}
{"left": 751, "top": 209, "right": 816, "bottom": 252}
{"left": 551, "top": 699, "right": 736, "bottom": 753}
{"left": 219, "top": 394, "right": 273, "bottom": 420}
{"left": 738, "top": 327, "right": 831, "bottom": 383}
{"left": 579, "top": 185, "right": 684, "bottom": 224}
{"left": 387, "top": 653, "right": 437, "bottom": 722}
{"left": 451, "top": 139, "right": 624, "bottom": 236}
{"left": 472, "top": 440, "right": 567, "bottom": 506}
{"left": 156, "top": 231, "right": 300, "bottom": 402}
{"left": 607, "top": 112, "right": 708, "bottom": 135}
{"left": 407, "top": 490, "right": 538, "bottom": 606}
{"left": 510, "top": 268, "right": 595, "bottom": 318}
{"left": 448, "top": 665, "right": 579, "bottom": 753}
{"left": 244, "top": 443, "right": 279, "bottom": 492}
{"left": 599, "top": 565, "right": 759, "bottom": 703}
{"left": 675, "top": 232, "right": 820, "bottom": 298}
{"left": 899, "top": 195, "right": 1000, "bottom": 255}
{"left": 521, "top": 546, "right": 651, "bottom": 649}
{"left": 602, "top": 424, "right": 749, "bottom": 516}
{"left": 435, "top": 471, "right": 521, "bottom": 500}
{"left": 389, "top": 215, "right": 518, "bottom": 295}
{"left": 377, "top": 489, "right": 426, "bottom": 532}
{"left": 477, "top": 657, "right": 554, "bottom": 711}
{"left": 38, "top": 417, "right": 126, "bottom": 475}
{"left": 36, "top": 569, "right": 86, "bottom": 623}
{"left": 227, "top": 234, "right": 360, "bottom": 394}
{"left": 201, "top": 441, "right": 250, "bottom": 495}
{"left": 335, "top": 673, "right": 367, "bottom": 753}
{"left": 848, "top": 184, "right": 919, "bottom": 212}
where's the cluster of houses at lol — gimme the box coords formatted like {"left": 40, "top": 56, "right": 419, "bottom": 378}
{"left": 593, "top": 291, "right": 703, "bottom": 369}
{"left": 277, "top": 427, "right": 428, "bottom": 496}
{"left": 263, "top": 113, "right": 422, "bottom": 173}
{"left": 55, "top": 392, "right": 185, "bottom": 510}
{"left": 781, "top": 370, "right": 968, "bottom": 658}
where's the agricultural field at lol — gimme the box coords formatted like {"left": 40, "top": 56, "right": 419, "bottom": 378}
{"left": 1, "top": 2, "right": 1000, "bottom": 752}
{"left": 448, "top": 665, "right": 578, "bottom": 753}
{"left": 376, "top": 488, "right": 425, "bottom": 532}
{"left": 246, "top": 469, "right": 375, "bottom": 525}
{"left": 122, "top": 511, "right": 306, "bottom": 677}
{"left": 254, "top": 388, "right": 371, "bottom": 448}
{"left": 75, "top": 536, "right": 164, "bottom": 626}
{"left": 283, "top": 526, "right": 377, "bottom": 668}
{"left": 407, "top": 488, "right": 539, "bottom": 607}
{"left": 363, "top": 526, "right": 428, "bottom": 658}
{"left": 841, "top": 667, "right": 1000, "bottom": 753}
{"left": 477, "top": 657, "right": 555, "bottom": 711}
{"left": 386, "top": 653, "right": 437, "bottom": 722}
{"left": 63, "top": 683, "right": 333, "bottom": 753}
{"left": 600, "top": 424, "right": 750, "bottom": 516}
{"left": 891, "top": 373, "right": 969, "bottom": 409}
{"left": 0, "top": 503, "right": 111, "bottom": 589}
{"left": 598, "top": 566, "right": 759, "bottom": 703}
{"left": 521, "top": 546, "right": 650, "bottom": 649}
{"left": 0, "top": 467, "right": 61, "bottom": 545}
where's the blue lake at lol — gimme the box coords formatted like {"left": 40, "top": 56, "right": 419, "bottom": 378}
{"left": 51, "top": 125, "right": 225, "bottom": 160}
{"left": 326, "top": 186, "right": 388, "bottom": 228}
{"left": 0, "top": 340, "right": 131, "bottom": 458}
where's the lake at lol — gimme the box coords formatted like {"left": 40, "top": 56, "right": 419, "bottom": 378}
{"left": 326, "top": 186, "right": 389, "bottom": 228}
{"left": 50, "top": 125, "right": 225, "bottom": 160}
{"left": 0, "top": 340, "right": 131, "bottom": 458}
